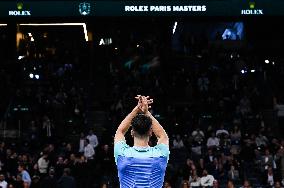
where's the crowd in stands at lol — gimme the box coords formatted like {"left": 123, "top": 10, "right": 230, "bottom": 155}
{"left": 0, "top": 22, "right": 284, "bottom": 188}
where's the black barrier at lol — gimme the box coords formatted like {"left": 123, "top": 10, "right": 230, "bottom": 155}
{"left": 0, "top": 0, "right": 283, "bottom": 17}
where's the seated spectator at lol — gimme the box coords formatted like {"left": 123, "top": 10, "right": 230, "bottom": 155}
{"left": 213, "top": 180, "right": 219, "bottom": 188}
{"left": 55, "top": 157, "right": 66, "bottom": 179}
{"left": 274, "top": 181, "right": 283, "bottom": 188}
{"left": 261, "top": 149, "right": 274, "bottom": 172}
{"left": 0, "top": 174, "right": 8, "bottom": 188}
{"left": 30, "top": 175, "right": 40, "bottom": 188}
{"left": 164, "top": 181, "right": 172, "bottom": 188}
{"left": 57, "top": 168, "right": 75, "bottom": 188}
{"left": 230, "top": 125, "right": 241, "bottom": 144}
{"left": 183, "top": 159, "right": 194, "bottom": 180}
{"left": 256, "top": 132, "right": 269, "bottom": 148}
{"left": 240, "top": 180, "right": 252, "bottom": 188}
{"left": 192, "top": 127, "right": 205, "bottom": 145}
{"left": 40, "top": 168, "right": 57, "bottom": 188}
{"left": 227, "top": 165, "right": 239, "bottom": 182}
{"left": 200, "top": 169, "right": 214, "bottom": 187}
{"left": 230, "top": 125, "right": 242, "bottom": 155}
{"left": 189, "top": 169, "right": 201, "bottom": 187}
{"left": 263, "top": 166, "right": 277, "bottom": 187}
{"left": 227, "top": 180, "right": 235, "bottom": 188}
{"left": 207, "top": 133, "right": 220, "bottom": 149}
{"left": 204, "top": 149, "right": 216, "bottom": 168}
{"left": 216, "top": 124, "right": 229, "bottom": 138}
{"left": 172, "top": 134, "right": 184, "bottom": 149}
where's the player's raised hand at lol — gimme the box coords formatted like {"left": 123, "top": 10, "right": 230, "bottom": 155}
{"left": 135, "top": 95, "right": 153, "bottom": 113}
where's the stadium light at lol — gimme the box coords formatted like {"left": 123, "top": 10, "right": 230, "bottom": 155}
{"left": 35, "top": 75, "right": 39, "bottom": 79}
{"left": 29, "top": 73, "right": 34, "bottom": 79}
{"left": 265, "top": 59, "right": 269, "bottom": 64}
{"left": 18, "top": 56, "right": 25, "bottom": 60}
{"left": 19, "top": 23, "right": 89, "bottom": 41}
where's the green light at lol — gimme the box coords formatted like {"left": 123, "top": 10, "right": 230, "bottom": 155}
{"left": 249, "top": 2, "right": 255, "bottom": 9}
{"left": 17, "top": 2, "right": 23, "bottom": 10}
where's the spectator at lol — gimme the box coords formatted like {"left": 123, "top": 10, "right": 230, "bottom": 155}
{"left": 216, "top": 124, "right": 229, "bottom": 137}
{"left": 263, "top": 166, "right": 277, "bottom": 187}
{"left": 256, "top": 132, "right": 269, "bottom": 148}
{"left": 83, "top": 139, "right": 94, "bottom": 161}
{"left": 230, "top": 125, "right": 242, "bottom": 155}
{"left": 240, "top": 180, "right": 252, "bottom": 188}
{"left": 40, "top": 168, "right": 57, "bottom": 188}
{"left": 207, "top": 133, "right": 220, "bottom": 149}
{"left": 172, "top": 135, "right": 184, "bottom": 149}
{"left": 261, "top": 149, "right": 274, "bottom": 172}
{"left": 78, "top": 133, "right": 85, "bottom": 154}
{"left": 213, "top": 180, "right": 219, "bottom": 188}
{"left": 227, "top": 165, "right": 240, "bottom": 182}
{"left": 18, "top": 164, "right": 31, "bottom": 188}
{"left": 57, "top": 168, "right": 76, "bottom": 188}
{"left": 274, "top": 181, "right": 283, "bottom": 188}
{"left": 200, "top": 169, "right": 214, "bottom": 187}
{"left": 37, "top": 153, "right": 49, "bottom": 178}
{"left": 86, "top": 130, "right": 99, "bottom": 150}
{"left": 192, "top": 127, "right": 205, "bottom": 144}
{"left": 55, "top": 157, "right": 66, "bottom": 180}
{"left": 188, "top": 169, "right": 201, "bottom": 187}
{"left": 42, "top": 116, "right": 54, "bottom": 139}
{"left": 227, "top": 180, "right": 235, "bottom": 188}
{"left": 0, "top": 174, "right": 8, "bottom": 188}
{"left": 30, "top": 176, "right": 40, "bottom": 188}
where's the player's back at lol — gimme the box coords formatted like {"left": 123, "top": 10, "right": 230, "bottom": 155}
{"left": 114, "top": 141, "right": 170, "bottom": 188}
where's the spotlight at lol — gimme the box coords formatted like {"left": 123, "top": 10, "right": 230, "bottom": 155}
{"left": 265, "top": 59, "right": 269, "bottom": 64}
{"left": 251, "top": 69, "right": 255, "bottom": 73}
{"left": 18, "top": 56, "right": 25, "bottom": 60}
{"left": 29, "top": 73, "right": 34, "bottom": 79}
{"left": 35, "top": 75, "right": 39, "bottom": 79}
{"left": 115, "top": 47, "right": 118, "bottom": 50}
{"left": 137, "top": 44, "right": 140, "bottom": 48}
{"left": 272, "top": 62, "right": 275, "bottom": 65}
{"left": 31, "top": 37, "right": 35, "bottom": 42}
{"left": 28, "top": 33, "right": 32, "bottom": 37}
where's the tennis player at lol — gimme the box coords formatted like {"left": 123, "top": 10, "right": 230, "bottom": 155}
{"left": 114, "top": 95, "right": 170, "bottom": 188}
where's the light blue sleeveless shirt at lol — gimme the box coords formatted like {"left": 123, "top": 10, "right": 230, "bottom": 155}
{"left": 114, "top": 141, "right": 170, "bottom": 188}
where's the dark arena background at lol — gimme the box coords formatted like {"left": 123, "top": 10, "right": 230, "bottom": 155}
{"left": 0, "top": 0, "right": 284, "bottom": 188}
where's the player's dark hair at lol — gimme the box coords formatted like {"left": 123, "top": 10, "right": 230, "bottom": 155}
{"left": 131, "top": 114, "right": 152, "bottom": 138}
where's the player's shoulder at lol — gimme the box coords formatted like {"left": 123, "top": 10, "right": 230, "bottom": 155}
{"left": 153, "top": 143, "right": 170, "bottom": 157}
